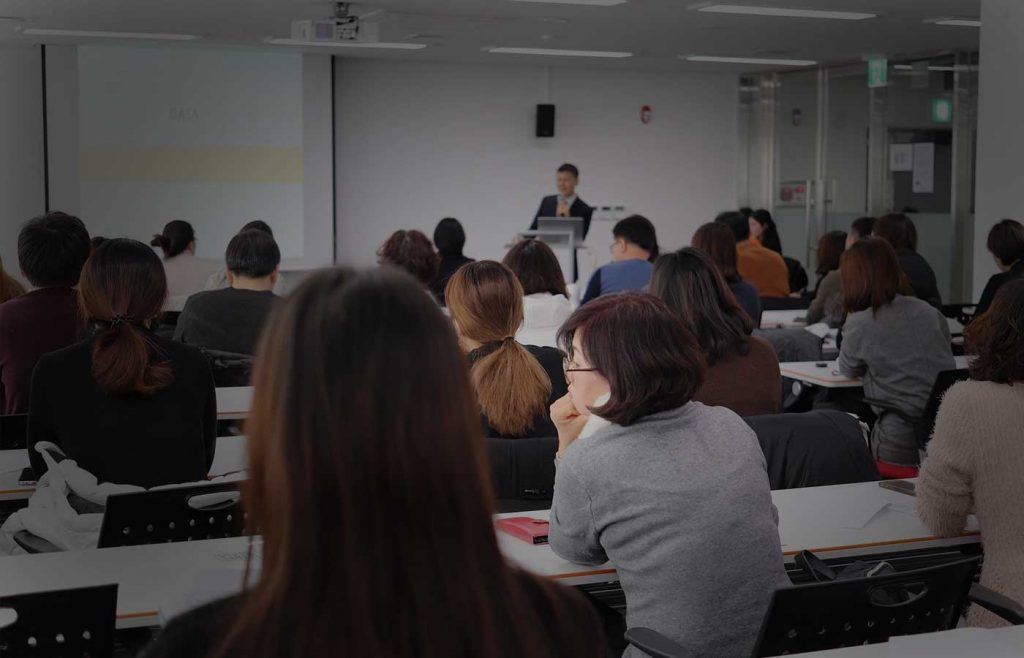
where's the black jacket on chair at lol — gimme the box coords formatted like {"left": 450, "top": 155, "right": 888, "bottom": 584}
{"left": 530, "top": 196, "right": 594, "bottom": 239}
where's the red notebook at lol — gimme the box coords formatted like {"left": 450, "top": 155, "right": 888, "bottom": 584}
{"left": 497, "top": 517, "right": 550, "bottom": 545}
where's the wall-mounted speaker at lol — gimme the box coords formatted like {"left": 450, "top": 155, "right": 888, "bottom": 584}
{"left": 536, "top": 104, "right": 555, "bottom": 138}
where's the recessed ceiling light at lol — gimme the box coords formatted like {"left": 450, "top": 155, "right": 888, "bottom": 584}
{"left": 22, "top": 28, "right": 201, "bottom": 40}
{"left": 264, "top": 38, "right": 427, "bottom": 49}
{"left": 684, "top": 55, "right": 816, "bottom": 66}
{"left": 892, "top": 64, "right": 959, "bottom": 72}
{"left": 693, "top": 4, "right": 876, "bottom": 21}
{"left": 487, "top": 47, "right": 632, "bottom": 58}
{"left": 926, "top": 18, "right": 981, "bottom": 27}
{"left": 506, "top": 0, "right": 626, "bottom": 5}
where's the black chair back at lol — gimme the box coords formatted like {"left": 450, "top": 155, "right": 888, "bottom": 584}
{"left": 485, "top": 437, "right": 558, "bottom": 513}
{"left": 98, "top": 481, "right": 250, "bottom": 548}
{"left": 0, "top": 414, "right": 28, "bottom": 450}
{"left": 202, "top": 348, "right": 254, "bottom": 388}
{"left": 760, "top": 296, "right": 811, "bottom": 311}
{"left": 753, "top": 556, "right": 980, "bottom": 656}
{"left": 916, "top": 369, "right": 970, "bottom": 449}
{"left": 0, "top": 584, "right": 117, "bottom": 658}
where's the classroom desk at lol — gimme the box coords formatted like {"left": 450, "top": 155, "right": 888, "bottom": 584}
{"left": 793, "top": 625, "right": 1024, "bottom": 656}
{"left": 760, "top": 309, "right": 808, "bottom": 329}
{"left": 0, "top": 481, "right": 980, "bottom": 629}
{"left": 216, "top": 386, "right": 253, "bottom": 420}
{"left": 0, "top": 435, "right": 248, "bottom": 501}
{"left": 780, "top": 356, "right": 970, "bottom": 389}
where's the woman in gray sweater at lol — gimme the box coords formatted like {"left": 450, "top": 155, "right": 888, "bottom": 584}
{"left": 548, "top": 292, "right": 789, "bottom": 658}
{"left": 837, "top": 239, "right": 955, "bottom": 474}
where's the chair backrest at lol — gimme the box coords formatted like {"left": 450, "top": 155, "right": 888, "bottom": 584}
{"left": 745, "top": 411, "right": 880, "bottom": 490}
{"left": 98, "top": 481, "right": 250, "bottom": 548}
{"left": 760, "top": 295, "right": 811, "bottom": 311}
{"left": 0, "top": 414, "right": 28, "bottom": 450}
{"left": 916, "top": 369, "right": 970, "bottom": 449}
{"left": 0, "top": 584, "right": 117, "bottom": 658}
{"left": 202, "top": 348, "right": 254, "bottom": 388}
{"left": 753, "top": 556, "right": 981, "bottom": 656}
{"left": 485, "top": 437, "right": 557, "bottom": 512}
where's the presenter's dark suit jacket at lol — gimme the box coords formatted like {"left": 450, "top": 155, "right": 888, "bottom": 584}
{"left": 530, "top": 196, "right": 594, "bottom": 239}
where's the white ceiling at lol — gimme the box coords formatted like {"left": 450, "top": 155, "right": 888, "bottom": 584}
{"left": 0, "top": 0, "right": 981, "bottom": 72}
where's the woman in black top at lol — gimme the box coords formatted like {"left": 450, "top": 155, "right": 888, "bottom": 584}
{"left": 874, "top": 213, "right": 943, "bottom": 308}
{"left": 27, "top": 239, "right": 216, "bottom": 488}
{"left": 976, "top": 219, "right": 1024, "bottom": 317}
{"left": 446, "top": 261, "right": 568, "bottom": 438}
{"left": 429, "top": 217, "right": 474, "bottom": 305}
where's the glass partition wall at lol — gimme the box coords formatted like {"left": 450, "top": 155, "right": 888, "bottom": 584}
{"left": 739, "top": 53, "right": 978, "bottom": 302}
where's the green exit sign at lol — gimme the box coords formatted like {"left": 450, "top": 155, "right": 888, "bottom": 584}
{"left": 932, "top": 98, "right": 953, "bottom": 123}
{"left": 867, "top": 58, "right": 888, "bottom": 88}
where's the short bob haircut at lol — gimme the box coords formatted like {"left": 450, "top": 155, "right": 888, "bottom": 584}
{"left": 433, "top": 217, "right": 466, "bottom": 256}
{"left": 873, "top": 213, "right": 918, "bottom": 251}
{"left": 965, "top": 279, "right": 1024, "bottom": 385}
{"left": 502, "top": 239, "right": 567, "bottom": 297}
{"left": 691, "top": 222, "right": 740, "bottom": 283}
{"left": 227, "top": 229, "right": 281, "bottom": 278}
{"left": 816, "top": 230, "right": 847, "bottom": 276}
{"left": 986, "top": 219, "right": 1024, "bottom": 266}
{"left": 557, "top": 292, "right": 705, "bottom": 426}
{"left": 377, "top": 230, "right": 440, "bottom": 286}
{"left": 841, "top": 238, "right": 911, "bottom": 313}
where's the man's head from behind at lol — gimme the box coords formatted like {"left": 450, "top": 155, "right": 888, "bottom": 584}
{"left": 226, "top": 229, "right": 281, "bottom": 290}
{"left": 18, "top": 212, "right": 91, "bottom": 288}
{"left": 715, "top": 211, "right": 750, "bottom": 243}
{"left": 556, "top": 163, "right": 579, "bottom": 199}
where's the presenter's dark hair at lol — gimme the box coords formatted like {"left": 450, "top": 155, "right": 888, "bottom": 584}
{"left": 150, "top": 220, "right": 195, "bottom": 259}
{"left": 651, "top": 248, "right": 752, "bottom": 366}
{"left": 558, "top": 292, "right": 705, "bottom": 426}
{"left": 841, "top": 238, "right": 912, "bottom": 313}
{"left": 716, "top": 211, "right": 751, "bottom": 243}
{"left": 692, "top": 222, "right": 740, "bottom": 284}
{"left": 79, "top": 239, "right": 172, "bottom": 395}
{"left": 987, "top": 219, "right": 1024, "bottom": 266}
{"left": 612, "top": 215, "right": 659, "bottom": 261}
{"left": 503, "top": 239, "right": 567, "bottom": 298}
{"left": 377, "top": 230, "right": 440, "bottom": 286}
{"left": 433, "top": 217, "right": 466, "bottom": 256}
{"left": 242, "top": 220, "right": 273, "bottom": 237}
{"left": 850, "top": 216, "right": 876, "bottom": 241}
{"left": 226, "top": 230, "right": 281, "bottom": 278}
{"left": 816, "top": 231, "right": 847, "bottom": 276}
{"left": 751, "top": 209, "right": 783, "bottom": 253}
{"left": 873, "top": 213, "right": 918, "bottom": 251}
{"left": 17, "top": 211, "right": 91, "bottom": 288}
{"left": 557, "top": 163, "right": 579, "bottom": 178}
{"left": 966, "top": 279, "right": 1024, "bottom": 384}
{"left": 214, "top": 267, "right": 599, "bottom": 658}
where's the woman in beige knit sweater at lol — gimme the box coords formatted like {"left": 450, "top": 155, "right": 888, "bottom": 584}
{"left": 917, "top": 278, "right": 1024, "bottom": 627}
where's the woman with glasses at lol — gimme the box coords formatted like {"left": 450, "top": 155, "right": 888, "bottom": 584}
{"left": 446, "top": 261, "right": 567, "bottom": 438}
{"left": 548, "top": 292, "right": 788, "bottom": 656}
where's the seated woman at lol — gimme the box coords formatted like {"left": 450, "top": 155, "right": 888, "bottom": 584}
{"left": 873, "top": 213, "right": 942, "bottom": 308}
{"left": 548, "top": 292, "right": 788, "bottom": 658}
{"left": 377, "top": 229, "right": 440, "bottom": 292}
{"left": 691, "top": 222, "right": 761, "bottom": 325}
{"left": 151, "top": 220, "right": 216, "bottom": 303}
{"left": 650, "top": 248, "right": 781, "bottom": 416}
{"left": 917, "top": 280, "right": 1024, "bottom": 628}
{"left": 804, "top": 230, "right": 847, "bottom": 327}
{"left": 429, "top": 217, "right": 474, "bottom": 305}
{"left": 27, "top": 239, "right": 216, "bottom": 488}
{"left": 503, "top": 239, "right": 574, "bottom": 349}
{"left": 974, "top": 219, "right": 1024, "bottom": 317}
{"left": 142, "top": 268, "right": 605, "bottom": 658}
{"left": 750, "top": 209, "right": 809, "bottom": 294}
{"left": 446, "top": 261, "right": 567, "bottom": 438}
{"left": 837, "top": 238, "right": 955, "bottom": 476}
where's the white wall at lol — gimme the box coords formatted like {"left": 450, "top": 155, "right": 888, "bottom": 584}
{"left": 334, "top": 60, "right": 739, "bottom": 268}
{"left": 0, "top": 46, "right": 46, "bottom": 285}
{"left": 975, "top": 0, "right": 1023, "bottom": 298}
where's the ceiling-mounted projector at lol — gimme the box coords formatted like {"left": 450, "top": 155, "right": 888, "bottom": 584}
{"left": 291, "top": 2, "right": 380, "bottom": 43}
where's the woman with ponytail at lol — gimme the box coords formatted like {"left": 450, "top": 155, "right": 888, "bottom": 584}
{"left": 445, "top": 261, "right": 567, "bottom": 438}
{"left": 151, "top": 219, "right": 216, "bottom": 301}
{"left": 27, "top": 239, "right": 217, "bottom": 487}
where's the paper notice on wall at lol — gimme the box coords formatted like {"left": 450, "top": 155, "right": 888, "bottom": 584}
{"left": 889, "top": 144, "right": 913, "bottom": 171}
{"left": 912, "top": 142, "right": 935, "bottom": 193}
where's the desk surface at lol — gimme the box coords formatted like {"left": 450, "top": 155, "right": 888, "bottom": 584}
{"left": 781, "top": 356, "right": 969, "bottom": 389}
{"left": 760, "top": 309, "right": 807, "bottom": 329}
{"left": 0, "top": 435, "right": 248, "bottom": 500}
{"left": 216, "top": 386, "right": 253, "bottom": 420}
{"left": 796, "top": 625, "right": 1024, "bottom": 656}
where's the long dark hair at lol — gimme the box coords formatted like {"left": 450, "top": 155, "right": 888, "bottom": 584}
{"left": 692, "top": 222, "right": 740, "bottom": 284}
{"left": 446, "top": 261, "right": 552, "bottom": 437}
{"left": 650, "top": 248, "right": 753, "bottom": 366}
{"left": 150, "top": 220, "right": 195, "bottom": 259}
{"left": 816, "top": 230, "right": 847, "bottom": 276}
{"left": 752, "top": 209, "right": 783, "bottom": 253}
{"left": 502, "top": 239, "right": 568, "bottom": 297}
{"left": 965, "top": 279, "right": 1024, "bottom": 384}
{"left": 217, "top": 268, "right": 592, "bottom": 658}
{"left": 78, "top": 239, "right": 172, "bottom": 395}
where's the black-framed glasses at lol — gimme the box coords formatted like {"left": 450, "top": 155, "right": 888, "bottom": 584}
{"left": 563, "top": 360, "right": 597, "bottom": 384}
